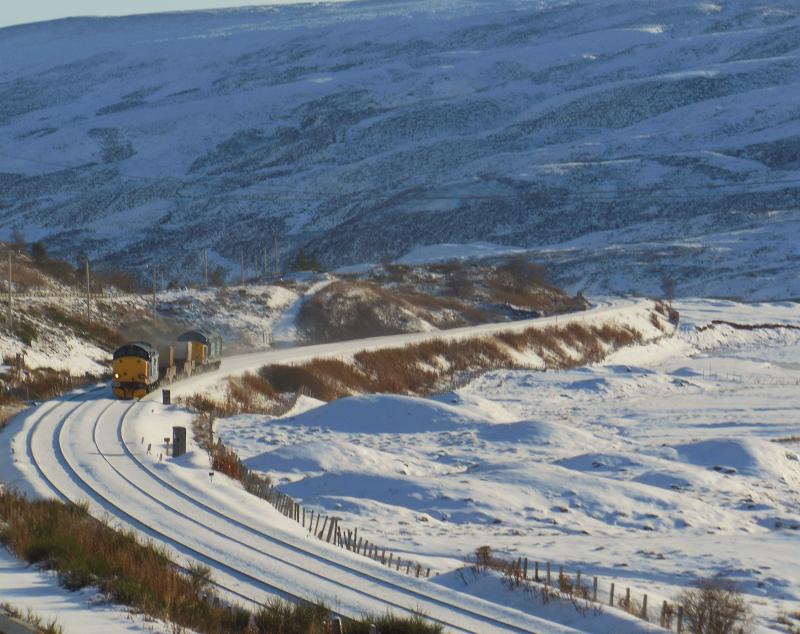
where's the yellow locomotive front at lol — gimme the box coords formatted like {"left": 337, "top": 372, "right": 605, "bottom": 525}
{"left": 112, "top": 342, "right": 160, "bottom": 399}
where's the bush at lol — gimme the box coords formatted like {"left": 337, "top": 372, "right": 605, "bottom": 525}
{"left": 259, "top": 364, "right": 342, "bottom": 401}
{"left": 12, "top": 319, "right": 37, "bottom": 346}
{"left": 676, "top": 578, "right": 752, "bottom": 634}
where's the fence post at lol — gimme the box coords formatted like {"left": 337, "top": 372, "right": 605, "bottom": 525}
{"left": 388, "top": 553, "right": 393, "bottom": 567}
{"left": 302, "top": 507, "right": 306, "bottom": 527}
{"left": 593, "top": 576, "right": 598, "bottom": 602}
{"left": 406, "top": 561, "right": 411, "bottom": 574}
{"left": 523, "top": 558, "right": 528, "bottom": 579}
{"left": 576, "top": 570, "right": 581, "bottom": 590}
{"left": 625, "top": 587, "right": 630, "bottom": 611}
{"left": 535, "top": 561, "right": 539, "bottom": 582}
{"left": 416, "top": 564, "right": 421, "bottom": 578}
{"left": 677, "top": 606, "right": 683, "bottom": 633}
{"left": 426, "top": 567, "right": 431, "bottom": 578}
{"left": 661, "top": 600, "right": 667, "bottom": 627}
{"left": 546, "top": 562, "right": 551, "bottom": 585}
{"left": 381, "top": 548, "right": 386, "bottom": 564}
{"left": 642, "top": 594, "right": 647, "bottom": 620}
{"left": 610, "top": 582, "right": 615, "bottom": 606}
{"left": 319, "top": 517, "right": 328, "bottom": 539}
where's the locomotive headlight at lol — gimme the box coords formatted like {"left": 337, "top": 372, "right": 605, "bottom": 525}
{"left": 114, "top": 373, "right": 119, "bottom": 379}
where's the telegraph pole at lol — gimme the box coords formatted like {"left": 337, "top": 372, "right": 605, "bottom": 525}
{"left": 85, "top": 259, "right": 91, "bottom": 323}
{"left": 6, "top": 250, "right": 11, "bottom": 329}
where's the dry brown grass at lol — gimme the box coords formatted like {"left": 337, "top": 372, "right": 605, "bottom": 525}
{"left": 37, "top": 306, "right": 125, "bottom": 350}
{"left": 0, "top": 490, "right": 251, "bottom": 633}
{"left": 0, "top": 489, "right": 439, "bottom": 633}
{"left": 249, "top": 319, "right": 647, "bottom": 405}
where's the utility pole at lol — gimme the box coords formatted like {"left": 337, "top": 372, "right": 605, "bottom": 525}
{"left": 240, "top": 250, "right": 245, "bottom": 288}
{"left": 203, "top": 249, "right": 208, "bottom": 288}
{"left": 152, "top": 267, "right": 157, "bottom": 314}
{"left": 6, "top": 250, "right": 11, "bottom": 329}
{"left": 85, "top": 258, "right": 91, "bottom": 323}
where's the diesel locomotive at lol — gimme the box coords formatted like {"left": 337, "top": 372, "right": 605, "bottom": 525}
{"left": 112, "top": 329, "right": 222, "bottom": 399}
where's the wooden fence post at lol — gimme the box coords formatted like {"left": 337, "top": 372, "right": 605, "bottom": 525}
{"left": 523, "top": 558, "right": 528, "bottom": 579}
{"left": 625, "top": 587, "right": 630, "bottom": 610}
{"left": 416, "top": 564, "right": 421, "bottom": 578}
{"left": 593, "top": 576, "right": 598, "bottom": 602}
{"left": 546, "top": 562, "right": 551, "bottom": 585}
{"left": 642, "top": 594, "right": 647, "bottom": 620}
{"left": 677, "top": 606, "right": 683, "bottom": 633}
{"left": 535, "top": 561, "right": 539, "bottom": 582}
{"left": 388, "top": 553, "right": 393, "bottom": 567}
{"left": 381, "top": 548, "right": 386, "bottom": 564}
{"left": 302, "top": 508, "right": 306, "bottom": 527}
{"left": 660, "top": 600, "right": 667, "bottom": 627}
{"left": 406, "top": 561, "right": 411, "bottom": 574}
{"left": 319, "top": 517, "right": 328, "bottom": 540}
{"left": 609, "top": 582, "right": 615, "bottom": 606}
{"left": 576, "top": 570, "right": 581, "bottom": 590}
{"left": 426, "top": 567, "right": 431, "bottom": 578}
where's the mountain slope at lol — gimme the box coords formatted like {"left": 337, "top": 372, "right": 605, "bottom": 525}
{"left": 0, "top": 0, "right": 798, "bottom": 296}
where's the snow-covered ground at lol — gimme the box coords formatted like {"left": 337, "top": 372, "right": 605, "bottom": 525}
{"left": 215, "top": 299, "right": 800, "bottom": 633}
{"left": 0, "top": 548, "right": 170, "bottom": 633}
{"left": 2, "top": 297, "right": 797, "bottom": 632}
{"left": 0, "top": 298, "right": 669, "bottom": 634}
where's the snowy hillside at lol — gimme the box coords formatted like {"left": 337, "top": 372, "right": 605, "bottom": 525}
{"left": 1, "top": 0, "right": 798, "bottom": 296}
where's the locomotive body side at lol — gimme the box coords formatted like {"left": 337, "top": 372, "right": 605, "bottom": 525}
{"left": 177, "top": 330, "right": 222, "bottom": 371}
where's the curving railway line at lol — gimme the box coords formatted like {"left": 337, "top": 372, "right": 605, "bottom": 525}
{"left": 11, "top": 299, "right": 657, "bottom": 633}
{"left": 17, "top": 392, "right": 584, "bottom": 633}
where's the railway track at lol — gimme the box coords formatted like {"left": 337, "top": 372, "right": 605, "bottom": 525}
{"left": 24, "top": 392, "right": 266, "bottom": 609}
{"left": 16, "top": 301, "right": 653, "bottom": 633}
{"left": 22, "top": 394, "right": 577, "bottom": 633}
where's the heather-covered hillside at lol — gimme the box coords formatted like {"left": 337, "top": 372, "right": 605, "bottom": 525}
{"left": 0, "top": 0, "right": 798, "bottom": 296}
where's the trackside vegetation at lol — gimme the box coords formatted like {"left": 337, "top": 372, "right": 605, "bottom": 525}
{"left": 0, "top": 489, "right": 442, "bottom": 634}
